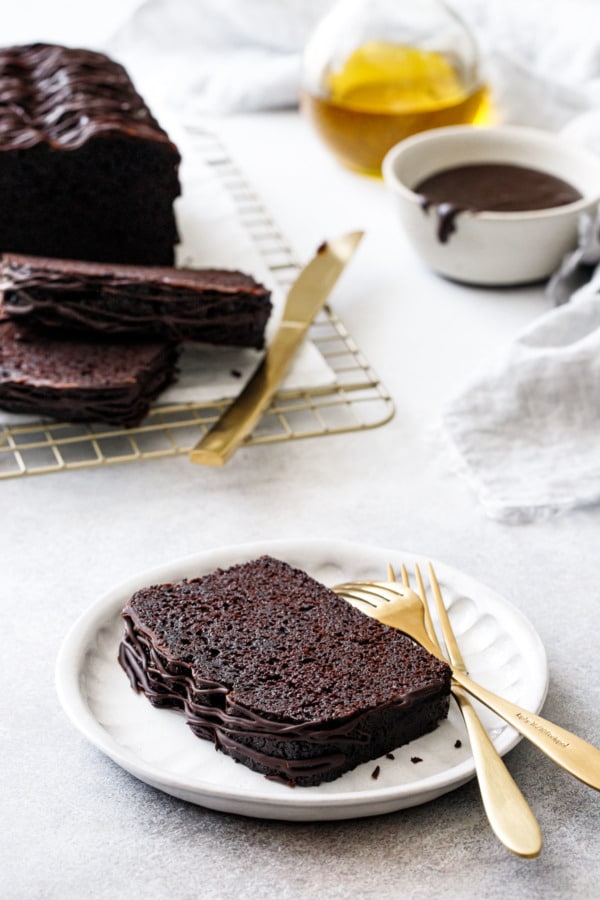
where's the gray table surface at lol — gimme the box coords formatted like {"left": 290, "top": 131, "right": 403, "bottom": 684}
{"left": 2, "top": 110, "right": 599, "bottom": 899}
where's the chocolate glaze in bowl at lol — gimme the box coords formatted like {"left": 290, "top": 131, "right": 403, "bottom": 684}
{"left": 382, "top": 125, "right": 600, "bottom": 285}
{"left": 416, "top": 162, "right": 582, "bottom": 243}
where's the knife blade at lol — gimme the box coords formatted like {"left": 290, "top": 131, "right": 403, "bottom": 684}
{"left": 189, "top": 231, "right": 364, "bottom": 466}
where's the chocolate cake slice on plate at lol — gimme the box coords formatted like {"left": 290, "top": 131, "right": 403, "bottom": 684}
{"left": 0, "top": 254, "right": 272, "bottom": 348}
{"left": 0, "top": 322, "right": 177, "bottom": 427}
{"left": 119, "top": 555, "right": 452, "bottom": 787}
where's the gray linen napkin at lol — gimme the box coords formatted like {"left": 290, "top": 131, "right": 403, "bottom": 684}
{"left": 441, "top": 284, "right": 600, "bottom": 523}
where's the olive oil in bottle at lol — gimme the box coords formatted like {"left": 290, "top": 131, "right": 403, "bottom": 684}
{"left": 301, "top": 1, "right": 488, "bottom": 176}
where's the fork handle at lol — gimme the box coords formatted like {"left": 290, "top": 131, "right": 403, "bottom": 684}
{"left": 451, "top": 669, "right": 600, "bottom": 790}
{"left": 452, "top": 684, "right": 542, "bottom": 857}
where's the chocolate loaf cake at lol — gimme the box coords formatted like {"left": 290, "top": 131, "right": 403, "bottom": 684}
{"left": 0, "top": 254, "right": 272, "bottom": 348}
{"left": 0, "top": 322, "right": 177, "bottom": 426}
{"left": 0, "top": 43, "right": 180, "bottom": 265}
{"left": 119, "top": 556, "right": 452, "bottom": 787}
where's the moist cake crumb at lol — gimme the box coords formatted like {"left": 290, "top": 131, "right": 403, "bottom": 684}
{"left": 119, "top": 555, "right": 452, "bottom": 786}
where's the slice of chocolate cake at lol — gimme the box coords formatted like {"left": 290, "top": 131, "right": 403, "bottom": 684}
{"left": 0, "top": 254, "right": 272, "bottom": 348}
{"left": 118, "top": 556, "right": 452, "bottom": 787}
{"left": 0, "top": 43, "right": 180, "bottom": 265}
{"left": 0, "top": 322, "right": 178, "bottom": 427}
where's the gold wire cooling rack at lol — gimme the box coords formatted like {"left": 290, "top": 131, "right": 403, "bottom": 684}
{"left": 0, "top": 130, "right": 394, "bottom": 479}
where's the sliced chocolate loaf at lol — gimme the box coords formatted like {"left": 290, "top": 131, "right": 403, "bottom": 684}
{"left": 0, "top": 43, "right": 180, "bottom": 265}
{"left": 0, "top": 322, "right": 177, "bottom": 426}
{"left": 119, "top": 556, "right": 452, "bottom": 787}
{"left": 0, "top": 254, "right": 272, "bottom": 348}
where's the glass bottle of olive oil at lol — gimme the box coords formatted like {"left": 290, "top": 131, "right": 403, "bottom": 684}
{"left": 301, "top": 0, "right": 489, "bottom": 177}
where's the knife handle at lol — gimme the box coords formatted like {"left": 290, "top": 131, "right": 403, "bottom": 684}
{"left": 453, "top": 684, "right": 542, "bottom": 857}
{"left": 452, "top": 668, "right": 600, "bottom": 791}
{"left": 189, "top": 326, "right": 299, "bottom": 466}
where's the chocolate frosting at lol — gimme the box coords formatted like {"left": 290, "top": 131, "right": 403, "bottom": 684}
{"left": 416, "top": 163, "right": 582, "bottom": 243}
{"left": 0, "top": 321, "right": 177, "bottom": 426}
{"left": 117, "top": 557, "right": 452, "bottom": 785}
{"left": 0, "top": 254, "right": 272, "bottom": 345}
{"left": 119, "top": 615, "right": 444, "bottom": 784}
{"left": 0, "top": 43, "right": 179, "bottom": 152}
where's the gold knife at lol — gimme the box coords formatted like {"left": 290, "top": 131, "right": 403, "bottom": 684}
{"left": 425, "top": 563, "right": 543, "bottom": 858}
{"left": 189, "top": 231, "right": 364, "bottom": 466}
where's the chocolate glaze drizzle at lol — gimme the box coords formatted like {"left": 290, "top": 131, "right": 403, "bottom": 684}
{"left": 0, "top": 321, "right": 177, "bottom": 426}
{"left": 0, "top": 256, "right": 272, "bottom": 346}
{"left": 117, "top": 557, "right": 452, "bottom": 786}
{"left": 0, "top": 43, "right": 177, "bottom": 152}
{"left": 119, "top": 615, "right": 448, "bottom": 785}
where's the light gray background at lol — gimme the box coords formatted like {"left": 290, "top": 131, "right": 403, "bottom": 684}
{"left": 2, "top": 6, "right": 599, "bottom": 897}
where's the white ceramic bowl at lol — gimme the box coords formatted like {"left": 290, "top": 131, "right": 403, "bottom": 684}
{"left": 382, "top": 125, "right": 600, "bottom": 285}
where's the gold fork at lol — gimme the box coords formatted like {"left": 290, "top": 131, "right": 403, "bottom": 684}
{"left": 391, "top": 561, "right": 542, "bottom": 858}
{"left": 333, "top": 577, "right": 600, "bottom": 792}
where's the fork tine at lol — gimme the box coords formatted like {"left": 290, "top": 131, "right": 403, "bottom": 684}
{"left": 387, "top": 563, "right": 396, "bottom": 582}
{"left": 394, "top": 562, "right": 440, "bottom": 647}
{"left": 390, "top": 563, "right": 441, "bottom": 650}
{"left": 400, "top": 563, "right": 409, "bottom": 588}
{"left": 388, "top": 563, "right": 441, "bottom": 649}
{"left": 414, "top": 563, "right": 439, "bottom": 647}
{"left": 335, "top": 581, "right": 404, "bottom": 602}
{"left": 335, "top": 586, "right": 379, "bottom": 608}
{"left": 427, "top": 563, "right": 466, "bottom": 672}
{"left": 334, "top": 587, "right": 389, "bottom": 624}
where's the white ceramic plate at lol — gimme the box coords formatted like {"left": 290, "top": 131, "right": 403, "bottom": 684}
{"left": 55, "top": 539, "right": 548, "bottom": 821}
